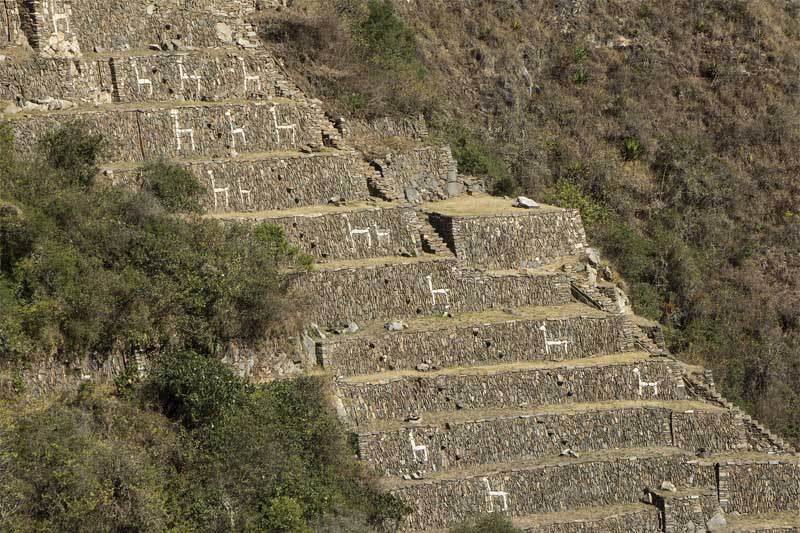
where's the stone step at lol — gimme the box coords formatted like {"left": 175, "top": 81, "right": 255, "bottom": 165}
{"left": 15, "top": 0, "right": 260, "bottom": 56}
{"left": 1, "top": 50, "right": 301, "bottom": 107}
{"left": 511, "top": 503, "right": 661, "bottom": 532}
{"left": 289, "top": 256, "right": 572, "bottom": 327}
{"left": 426, "top": 194, "right": 587, "bottom": 269}
{"left": 383, "top": 446, "right": 710, "bottom": 531}
{"left": 103, "top": 150, "right": 372, "bottom": 212}
{"left": 214, "top": 201, "right": 423, "bottom": 262}
{"left": 415, "top": 215, "right": 453, "bottom": 256}
{"left": 9, "top": 98, "right": 327, "bottom": 162}
{"left": 334, "top": 353, "right": 687, "bottom": 426}
{"left": 355, "top": 400, "right": 745, "bottom": 478}
{"left": 318, "top": 303, "right": 634, "bottom": 377}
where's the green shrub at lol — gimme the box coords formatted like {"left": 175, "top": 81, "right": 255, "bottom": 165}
{"left": 357, "top": 0, "right": 418, "bottom": 67}
{"left": 621, "top": 137, "right": 644, "bottom": 161}
{"left": 141, "top": 159, "right": 204, "bottom": 213}
{"left": 36, "top": 122, "right": 105, "bottom": 188}
{"left": 546, "top": 180, "right": 608, "bottom": 227}
{"left": 259, "top": 497, "right": 312, "bottom": 533}
{"left": 451, "top": 514, "right": 521, "bottom": 533}
{"left": 571, "top": 66, "right": 590, "bottom": 85}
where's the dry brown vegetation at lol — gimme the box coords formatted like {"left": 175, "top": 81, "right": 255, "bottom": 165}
{"left": 262, "top": 0, "right": 800, "bottom": 445}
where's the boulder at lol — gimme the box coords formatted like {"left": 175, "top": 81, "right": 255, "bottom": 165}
{"left": 404, "top": 186, "right": 422, "bottom": 204}
{"left": 515, "top": 196, "right": 539, "bottom": 209}
{"left": 385, "top": 320, "right": 408, "bottom": 332}
{"left": 707, "top": 512, "right": 727, "bottom": 531}
{"left": 215, "top": 22, "right": 233, "bottom": 43}
{"left": 660, "top": 481, "right": 677, "bottom": 492}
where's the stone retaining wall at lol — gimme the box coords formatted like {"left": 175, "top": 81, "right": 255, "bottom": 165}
{"left": 358, "top": 407, "right": 741, "bottom": 477}
{"left": 429, "top": 209, "right": 588, "bottom": 269}
{"left": 671, "top": 409, "right": 746, "bottom": 453}
{"left": 649, "top": 490, "right": 718, "bottom": 533}
{"left": 0, "top": 0, "right": 26, "bottom": 47}
{"left": 374, "top": 146, "right": 461, "bottom": 203}
{"left": 0, "top": 56, "right": 113, "bottom": 104}
{"left": 320, "top": 314, "right": 632, "bottom": 377}
{"left": 722, "top": 461, "right": 800, "bottom": 514}
{"left": 290, "top": 260, "right": 572, "bottom": 326}
{"left": 337, "top": 359, "right": 685, "bottom": 425}
{"left": 391, "top": 452, "right": 713, "bottom": 531}
{"left": 11, "top": 100, "right": 325, "bottom": 161}
{"left": 521, "top": 508, "right": 661, "bottom": 532}
{"left": 342, "top": 114, "right": 428, "bottom": 140}
{"left": 229, "top": 205, "right": 421, "bottom": 262}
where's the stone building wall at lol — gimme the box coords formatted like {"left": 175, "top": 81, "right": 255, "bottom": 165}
{"left": 290, "top": 260, "right": 572, "bottom": 326}
{"left": 390, "top": 452, "right": 715, "bottom": 531}
{"left": 522, "top": 508, "right": 661, "bottom": 532}
{"left": 374, "top": 146, "right": 461, "bottom": 203}
{"left": 429, "top": 209, "right": 588, "bottom": 269}
{"left": 11, "top": 100, "right": 325, "bottom": 161}
{"left": 320, "top": 314, "right": 632, "bottom": 377}
{"left": 0, "top": 0, "right": 26, "bottom": 47}
{"left": 722, "top": 461, "right": 800, "bottom": 514}
{"left": 228, "top": 205, "right": 421, "bottom": 262}
{"left": 336, "top": 359, "right": 686, "bottom": 425}
{"left": 358, "top": 407, "right": 741, "bottom": 477}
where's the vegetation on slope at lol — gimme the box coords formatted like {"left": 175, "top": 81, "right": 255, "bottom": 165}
{"left": 262, "top": 0, "right": 800, "bottom": 445}
{"left": 0, "top": 124, "right": 406, "bottom": 531}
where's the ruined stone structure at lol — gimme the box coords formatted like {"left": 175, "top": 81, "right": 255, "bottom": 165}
{"left": 2, "top": 1, "right": 799, "bottom": 531}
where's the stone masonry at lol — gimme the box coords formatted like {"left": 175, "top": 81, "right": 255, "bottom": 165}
{"left": 4, "top": 1, "right": 800, "bottom": 531}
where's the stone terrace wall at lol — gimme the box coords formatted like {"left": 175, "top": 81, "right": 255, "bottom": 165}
{"left": 650, "top": 490, "right": 718, "bottom": 533}
{"left": 0, "top": 56, "right": 113, "bottom": 104}
{"left": 11, "top": 100, "right": 325, "bottom": 161}
{"left": 31, "top": 0, "right": 258, "bottom": 52}
{"left": 342, "top": 114, "right": 428, "bottom": 140}
{"left": 522, "top": 508, "right": 661, "bottom": 532}
{"left": 0, "top": 0, "right": 26, "bottom": 47}
{"left": 358, "top": 407, "right": 742, "bottom": 477}
{"left": 320, "top": 314, "right": 632, "bottom": 376}
{"left": 375, "top": 146, "right": 460, "bottom": 203}
{"left": 231, "top": 205, "right": 421, "bottom": 262}
{"left": 112, "top": 51, "right": 299, "bottom": 102}
{"left": 337, "top": 359, "right": 686, "bottom": 425}
{"left": 671, "top": 409, "right": 747, "bottom": 453}
{"left": 109, "top": 152, "right": 371, "bottom": 212}
{"left": 429, "top": 209, "right": 588, "bottom": 269}
{"left": 722, "top": 461, "right": 800, "bottom": 514}
{"left": 290, "top": 260, "right": 572, "bottom": 326}
{"left": 391, "top": 453, "right": 715, "bottom": 531}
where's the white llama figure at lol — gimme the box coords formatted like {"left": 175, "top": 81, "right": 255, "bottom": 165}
{"left": 408, "top": 432, "right": 428, "bottom": 463}
{"left": 343, "top": 214, "right": 371, "bottom": 250}
{"left": 131, "top": 59, "right": 153, "bottom": 97}
{"left": 49, "top": 0, "right": 70, "bottom": 34}
{"left": 237, "top": 177, "right": 252, "bottom": 207}
{"left": 426, "top": 275, "right": 450, "bottom": 307}
{"left": 177, "top": 56, "right": 202, "bottom": 93}
{"left": 482, "top": 478, "right": 509, "bottom": 513}
{"left": 170, "top": 109, "right": 195, "bottom": 151}
{"left": 538, "top": 323, "right": 570, "bottom": 356}
{"left": 633, "top": 367, "right": 661, "bottom": 397}
{"left": 208, "top": 170, "right": 230, "bottom": 210}
{"left": 270, "top": 106, "right": 297, "bottom": 147}
{"left": 238, "top": 56, "right": 262, "bottom": 93}
{"left": 372, "top": 224, "right": 391, "bottom": 246}
{"left": 225, "top": 110, "right": 247, "bottom": 153}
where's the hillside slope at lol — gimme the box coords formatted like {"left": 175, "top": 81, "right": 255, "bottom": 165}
{"left": 262, "top": 0, "right": 800, "bottom": 445}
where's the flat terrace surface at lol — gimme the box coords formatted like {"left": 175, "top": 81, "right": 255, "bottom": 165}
{"left": 511, "top": 503, "right": 657, "bottom": 530}
{"left": 357, "top": 399, "right": 723, "bottom": 433}
{"left": 342, "top": 351, "right": 657, "bottom": 384}
{"left": 2, "top": 47, "right": 274, "bottom": 62}
{"left": 312, "top": 253, "right": 577, "bottom": 273}
{"left": 423, "top": 193, "right": 562, "bottom": 217}
{"left": 721, "top": 511, "right": 800, "bottom": 531}
{"left": 208, "top": 199, "right": 403, "bottom": 220}
{"left": 322, "top": 302, "right": 609, "bottom": 339}
{"left": 3, "top": 96, "right": 298, "bottom": 117}
{"left": 379, "top": 445, "right": 688, "bottom": 489}
{"left": 99, "top": 148, "right": 353, "bottom": 171}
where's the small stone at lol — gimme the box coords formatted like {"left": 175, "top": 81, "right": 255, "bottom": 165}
{"left": 455, "top": 400, "right": 465, "bottom": 410}
{"left": 385, "top": 320, "right": 408, "bottom": 332}
{"left": 411, "top": 471, "right": 423, "bottom": 479}
{"left": 145, "top": 4, "right": 156, "bottom": 15}
{"left": 515, "top": 196, "right": 540, "bottom": 209}
{"left": 215, "top": 22, "right": 233, "bottom": 43}
{"left": 343, "top": 322, "right": 359, "bottom": 334}
{"left": 328, "top": 196, "right": 345, "bottom": 206}
{"left": 404, "top": 186, "right": 422, "bottom": 204}
{"left": 405, "top": 414, "right": 421, "bottom": 422}
{"left": 707, "top": 512, "right": 727, "bottom": 530}
{"left": 585, "top": 247, "right": 601, "bottom": 266}
{"left": 502, "top": 307, "right": 518, "bottom": 316}
{"left": 415, "top": 363, "right": 430, "bottom": 372}
{"left": 402, "top": 474, "right": 412, "bottom": 480}
{"left": 236, "top": 37, "right": 257, "bottom": 48}
{"left": 560, "top": 449, "right": 579, "bottom": 458}
{"left": 602, "top": 266, "right": 613, "bottom": 281}
{"left": 660, "top": 481, "right": 677, "bottom": 492}
{"left": 93, "top": 45, "right": 105, "bottom": 53}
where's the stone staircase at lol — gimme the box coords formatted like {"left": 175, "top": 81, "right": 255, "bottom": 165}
{"left": 4, "top": 2, "right": 799, "bottom": 532}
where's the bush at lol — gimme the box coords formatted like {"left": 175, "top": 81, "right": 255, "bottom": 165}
{"left": 451, "top": 514, "right": 521, "bottom": 533}
{"left": 546, "top": 180, "right": 608, "bottom": 227}
{"left": 141, "top": 159, "right": 204, "bottom": 213}
{"left": 36, "top": 122, "right": 105, "bottom": 188}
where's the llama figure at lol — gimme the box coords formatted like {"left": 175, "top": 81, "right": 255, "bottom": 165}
{"left": 482, "top": 478, "right": 509, "bottom": 513}
{"left": 633, "top": 367, "right": 661, "bottom": 397}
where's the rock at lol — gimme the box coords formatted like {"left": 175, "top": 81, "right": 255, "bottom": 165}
{"left": 602, "top": 266, "right": 613, "bottom": 281}
{"left": 385, "top": 320, "right": 408, "bottom": 332}
{"left": 707, "top": 512, "right": 727, "bottom": 530}
{"left": 404, "top": 186, "right": 422, "bottom": 204}
{"left": 148, "top": 43, "right": 162, "bottom": 51}
{"left": 343, "top": 322, "right": 359, "bottom": 334}
{"left": 502, "top": 307, "right": 518, "bottom": 316}
{"left": 445, "top": 180, "right": 464, "bottom": 197}
{"left": 585, "top": 247, "right": 601, "bottom": 266}
{"left": 560, "top": 448, "right": 579, "bottom": 458}
{"left": 145, "top": 4, "right": 156, "bottom": 15}
{"left": 405, "top": 414, "right": 421, "bottom": 422}
{"left": 586, "top": 265, "right": 598, "bottom": 287}
{"left": 574, "top": 263, "right": 586, "bottom": 272}
{"left": 215, "top": 22, "right": 233, "bottom": 43}
{"left": 236, "top": 37, "right": 257, "bottom": 49}
{"left": 402, "top": 474, "right": 412, "bottom": 480}
{"left": 515, "top": 196, "right": 540, "bottom": 209}
{"left": 660, "top": 481, "right": 677, "bottom": 492}
{"left": 415, "top": 363, "right": 431, "bottom": 372}
{"left": 697, "top": 447, "right": 713, "bottom": 458}
{"left": 455, "top": 400, "right": 465, "bottom": 410}
{"left": 93, "top": 45, "right": 105, "bottom": 53}
{"left": 327, "top": 196, "right": 345, "bottom": 206}
{"left": 411, "top": 471, "right": 423, "bottom": 480}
